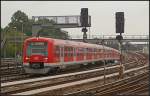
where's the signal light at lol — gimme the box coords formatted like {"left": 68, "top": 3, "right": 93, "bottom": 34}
{"left": 80, "top": 8, "right": 88, "bottom": 27}
{"left": 116, "top": 12, "right": 124, "bottom": 33}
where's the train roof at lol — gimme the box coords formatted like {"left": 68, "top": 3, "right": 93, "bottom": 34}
{"left": 25, "top": 37, "right": 119, "bottom": 52}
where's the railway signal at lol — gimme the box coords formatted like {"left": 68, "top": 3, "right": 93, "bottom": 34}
{"left": 116, "top": 12, "right": 124, "bottom": 34}
{"left": 80, "top": 8, "right": 90, "bottom": 42}
{"left": 80, "top": 8, "right": 89, "bottom": 27}
{"left": 115, "top": 12, "right": 125, "bottom": 79}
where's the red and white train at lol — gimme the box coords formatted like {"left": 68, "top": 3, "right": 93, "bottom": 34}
{"left": 23, "top": 37, "right": 120, "bottom": 74}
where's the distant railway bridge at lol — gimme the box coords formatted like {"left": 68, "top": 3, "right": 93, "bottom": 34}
{"left": 5, "top": 35, "right": 149, "bottom": 43}
{"left": 69, "top": 35, "right": 149, "bottom": 43}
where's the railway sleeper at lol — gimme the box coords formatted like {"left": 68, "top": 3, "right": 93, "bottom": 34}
{"left": 1, "top": 65, "right": 119, "bottom": 94}
{"left": 63, "top": 70, "right": 148, "bottom": 96}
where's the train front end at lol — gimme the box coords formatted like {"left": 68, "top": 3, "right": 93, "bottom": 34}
{"left": 23, "top": 37, "right": 52, "bottom": 74}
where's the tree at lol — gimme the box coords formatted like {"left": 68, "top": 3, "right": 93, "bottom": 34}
{"left": 24, "top": 19, "right": 34, "bottom": 36}
{"left": 11, "top": 10, "right": 28, "bottom": 22}
{"left": 9, "top": 10, "right": 32, "bottom": 35}
{"left": 1, "top": 27, "right": 3, "bottom": 32}
{"left": 2, "top": 10, "right": 70, "bottom": 57}
{"left": 8, "top": 10, "right": 69, "bottom": 38}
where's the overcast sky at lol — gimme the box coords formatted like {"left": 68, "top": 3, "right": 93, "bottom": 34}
{"left": 1, "top": 1, "right": 149, "bottom": 38}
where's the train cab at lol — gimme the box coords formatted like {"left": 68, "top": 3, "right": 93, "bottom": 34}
{"left": 23, "top": 37, "right": 54, "bottom": 74}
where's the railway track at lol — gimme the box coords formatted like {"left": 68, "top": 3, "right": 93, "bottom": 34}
{"left": 1, "top": 64, "right": 120, "bottom": 94}
{"left": 1, "top": 58, "right": 31, "bottom": 83}
{"left": 1, "top": 73, "right": 31, "bottom": 83}
{"left": 0, "top": 60, "right": 118, "bottom": 82}
{"left": 0, "top": 57, "right": 121, "bottom": 83}
{"left": 1, "top": 52, "right": 148, "bottom": 83}
{"left": 95, "top": 72, "right": 148, "bottom": 96}
{"left": 1, "top": 64, "right": 148, "bottom": 95}
{"left": 1, "top": 52, "right": 148, "bottom": 95}
{"left": 118, "top": 79, "right": 149, "bottom": 96}
{"left": 1, "top": 58, "right": 24, "bottom": 75}
{"left": 128, "top": 52, "right": 148, "bottom": 64}
{"left": 0, "top": 60, "right": 137, "bottom": 83}
{"left": 64, "top": 70, "right": 148, "bottom": 96}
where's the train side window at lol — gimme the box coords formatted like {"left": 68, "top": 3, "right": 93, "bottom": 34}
{"left": 71, "top": 47, "right": 73, "bottom": 57}
{"left": 86, "top": 48, "right": 88, "bottom": 55}
{"left": 67, "top": 47, "right": 70, "bottom": 57}
{"left": 81, "top": 48, "right": 83, "bottom": 56}
{"left": 89, "top": 48, "right": 91, "bottom": 53}
{"left": 70, "top": 47, "right": 72, "bottom": 57}
{"left": 88, "top": 48, "right": 90, "bottom": 56}
{"left": 60, "top": 47, "right": 63, "bottom": 57}
{"left": 58, "top": 46, "right": 60, "bottom": 57}
{"left": 68, "top": 47, "right": 70, "bottom": 57}
{"left": 78, "top": 52, "right": 80, "bottom": 56}
{"left": 55, "top": 46, "right": 60, "bottom": 57}
{"left": 77, "top": 48, "right": 80, "bottom": 56}
{"left": 71, "top": 47, "right": 73, "bottom": 56}
{"left": 64, "top": 47, "right": 67, "bottom": 57}
{"left": 67, "top": 47, "right": 69, "bottom": 57}
{"left": 73, "top": 48, "right": 76, "bottom": 56}
{"left": 83, "top": 48, "right": 85, "bottom": 55}
{"left": 65, "top": 52, "right": 67, "bottom": 57}
{"left": 64, "top": 47, "right": 66, "bottom": 51}
{"left": 67, "top": 47, "right": 68, "bottom": 57}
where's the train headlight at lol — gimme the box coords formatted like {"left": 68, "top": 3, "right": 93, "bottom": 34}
{"left": 25, "top": 57, "right": 30, "bottom": 60}
{"left": 44, "top": 58, "right": 48, "bottom": 61}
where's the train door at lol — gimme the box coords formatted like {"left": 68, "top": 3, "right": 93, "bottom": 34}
{"left": 60, "top": 46, "right": 64, "bottom": 64}
{"left": 73, "top": 47, "right": 76, "bottom": 61}
{"left": 84, "top": 48, "right": 86, "bottom": 60}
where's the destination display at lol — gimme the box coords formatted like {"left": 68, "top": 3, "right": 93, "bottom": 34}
{"left": 30, "top": 42, "right": 47, "bottom": 46}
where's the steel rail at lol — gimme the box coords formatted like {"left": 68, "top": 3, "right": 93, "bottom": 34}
{"left": 1, "top": 60, "right": 140, "bottom": 87}
{"left": 11, "top": 65, "right": 148, "bottom": 95}
{"left": 95, "top": 75, "right": 148, "bottom": 95}
{"left": 1, "top": 64, "right": 120, "bottom": 94}
{"left": 119, "top": 82, "right": 148, "bottom": 95}
{"left": 64, "top": 70, "right": 148, "bottom": 96}
{"left": 1, "top": 59, "right": 137, "bottom": 83}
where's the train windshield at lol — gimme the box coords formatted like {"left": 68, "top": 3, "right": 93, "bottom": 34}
{"left": 27, "top": 42, "right": 48, "bottom": 56}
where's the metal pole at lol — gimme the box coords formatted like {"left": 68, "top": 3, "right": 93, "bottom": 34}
{"left": 147, "top": 35, "right": 149, "bottom": 54}
{"left": 103, "top": 44, "right": 106, "bottom": 84}
{"left": 22, "top": 23, "right": 23, "bottom": 58}
{"left": 102, "top": 36, "right": 106, "bottom": 84}
{"left": 21, "top": 23, "right": 24, "bottom": 64}
{"left": 118, "top": 39, "right": 124, "bottom": 79}
{"left": 14, "top": 27, "right": 17, "bottom": 60}
{"left": 89, "top": 27, "right": 90, "bottom": 39}
{"left": 82, "top": 27, "right": 87, "bottom": 43}
{"left": 4, "top": 29, "right": 8, "bottom": 58}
